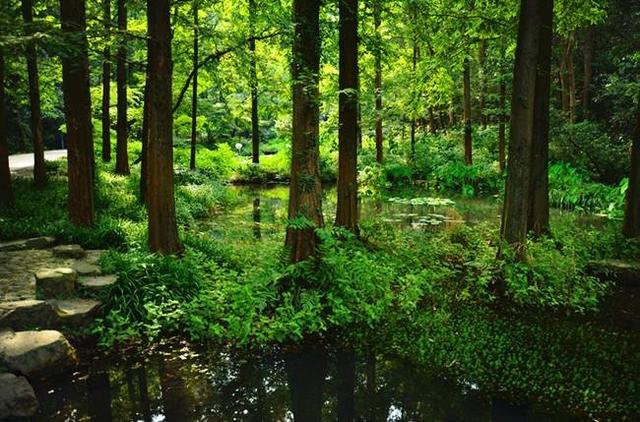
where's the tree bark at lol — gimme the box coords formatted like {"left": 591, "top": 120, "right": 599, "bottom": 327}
{"left": 115, "top": 0, "right": 129, "bottom": 175}
{"left": 60, "top": 0, "right": 95, "bottom": 227}
{"left": 146, "top": 0, "right": 183, "bottom": 255}
{"left": 623, "top": 103, "right": 640, "bottom": 237}
{"left": 463, "top": 57, "right": 473, "bottom": 165}
{"left": 560, "top": 34, "right": 576, "bottom": 124}
{"left": 374, "top": 0, "right": 383, "bottom": 163}
{"left": 501, "top": 0, "right": 541, "bottom": 256}
{"left": 189, "top": 0, "right": 198, "bottom": 170}
{"left": 101, "top": 0, "right": 112, "bottom": 162}
{"left": 286, "top": 0, "right": 323, "bottom": 263}
{"left": 0, "top": 52, "right": 13, "bottom": 208}
{"left": 139, "top": 68, "right": 149, "bottom": 204}
{"left": 249, "top": 0, "right": 260, "bottom": 164}
{"left": 478, "top": 39, "right": 488, "bottom": 127}
{"left": 22, "top": 0, "right": 46, "bottom": 187}
{"left": 528, "top": 0, "right": 553, "bottom": 236}
{"left": 336, "top": 0, "right": 359, "bottom": 234}
{"left": 498, "top": 80, "right": 506, "bottom": 173}
{"left": 582, "top": 26, "right": 593, "bottom": 120}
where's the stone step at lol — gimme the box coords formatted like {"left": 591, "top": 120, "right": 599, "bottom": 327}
{"left": 0, "top": 237, "right": 55, "bottom": 252}
{"left": 52, "top": 244, "right": 86, "bottom": 259}
{"left": 0, "top": 373, "right": 38, "bottom": 419}
{"left": 587, "top": 259, "right": 640, "bottom": 289}
{"left": 0, "top": 330, "right": 78, "bottom": 379}
{"left": 72, "top": 260, "right": 101, "bottom": 276}
{"left": 0, "top": 300, "right": 57, "bottom": 330}
{"left": 49, "top": 299, "right": 102, "bottom": 328}
{"left": 78, "top": 274, "right": 117, "bottom": 295}
{"left": 35, "top": 268, "right": 77, "bottom": 299}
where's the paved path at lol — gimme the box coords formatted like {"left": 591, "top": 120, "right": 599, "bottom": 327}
{"left": 9, "top": 150, "right": 67, "bottom": 171}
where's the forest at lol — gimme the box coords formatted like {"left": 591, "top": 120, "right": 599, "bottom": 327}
{"left": 0, "top": 0, "right": 639, "bottom": 420}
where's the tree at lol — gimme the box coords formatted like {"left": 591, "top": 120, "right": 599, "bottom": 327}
{"left": 373, "top": 0, "right": 383, "bottom": 163}
{"left": 582, "top": 26, "right": 593, "bottom": 120}
{"left": 101, "top": 0, "right": 111, "bottom": 162}
{"left": 22, "top": 0, "right": 46, "bottom": 187}
{"left": 463, "top": 57, "right": 472, "bottom": 165}
{"left": 0, "top": 51, "right": 13, "bottom": 208}
{"left": 190, "top": 0, "right": 199, "bottom": 170}
{"left": 146, "top": 0, "right": 183, "bottom": 255}
{"left": 501, "top": 0, "right": 542, "bottom": 256}
{"left": 115, "top": 0, "right": 129, "bottom": 175}
{"left": 249, "top": 0, "right": 260, "bottom": 165}
{"left": 498, "top": 80, "right": 506, "bottom": 172}
{"left": 528, "top": 0, "right": 553, "bottom": 236}
{"left": 286, "top": 0, "right": 323, "bottom": 263}
{"left": 336, "top": 0, "right": 359, "bottom": 234}
{"left": 60, "top": 0, "right": 95, "bottom": 227}
{"left": 623, "top": 103, "right": 640, "bottom": 237}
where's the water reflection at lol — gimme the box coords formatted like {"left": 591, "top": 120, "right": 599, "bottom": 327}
{"left": 33, "top": 342, "right": 572, "bottom": 421}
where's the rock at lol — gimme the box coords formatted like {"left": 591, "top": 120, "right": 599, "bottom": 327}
{"left": 84, "top": 250, "right": 106, "bottom": 265}
{"left": 78, "top": 275, "right": 117, "bottom": 294}
{"left": 72, "top": 261, "right": 101, "bottom": 276}
{"left": 0, "top": 300, "right": 57, "bottom": 330}
{"left": 35, "top": 268, "right": 77, "bottom": 299}
{"left": 0, "top": 237, "right": 55, "bottom": 252}
{"left": 0, "top": 330, "right": 78, "bottom": 378}
{"left": 49, "top": 299, "right": 101, "bottom": 327}
{"left": 0, "top": 373, "right": 38, "bottom": 419}
{"left": 587, "top": 259, "right": 640, "bottom": 289}
{"left": 52, "top": 244, "right": 86, "bottom": 259}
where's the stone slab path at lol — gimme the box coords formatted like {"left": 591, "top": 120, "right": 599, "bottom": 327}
{"left": 8, "top": 150, "right": 67, "bottom": 172}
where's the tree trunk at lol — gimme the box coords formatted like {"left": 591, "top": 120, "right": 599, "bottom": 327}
{"left": 623, "top": 103, "right": 640, "bottom": 237}
{"left": 498, "top": 80, "right": 506, "bottom": 173}
{"left": 22, "top": 0, "right": 46, "bottom": 187}
{"left": 582, "top": 26, "right": 593, "bottom": 120}
{"left": 189, "top": 0, "right": 198, "bottom": 170}
{"left": 560, "top": 34, "right": 576, "bottom": 124}
{"left": 0, "top": 52, "right": 13, "bottom": 208}
{"left": 374, "top": 0, "right": 383, "bottom": 164}
{"left": 528, "top": 0, "right": 553, "bottom": 236}
{"left": 286, "top": 0, "right": 323, "bottom": 263}
{"left": 147, "top": 0, "right": 183, "bottom": 255}
{"left": 478, "top": 39, "right": 488, "bottom": 127}
{"left": 60, "top": 0, "right": 95, "bottom": 227}
{"left": 501, "top": 0, "right": 540, "bottom": 257}
{"left": 249, "top": 0, "right": 260, "bottom": 164}
{"left": 115, "top": 0, "right": 129, "bottom": 175}
{"left": 410, "top": 39, "right": 418, "bottom": 158}
{"left": 336, "top": 0, "right": 359, "bottom": 234}
{"left": 463, "top": 57, "right": 473, "bottom": 165}
{"left": 139, "top": 68, "right": 149, "bottom": 204}
{"left": 101, "top": 0, "right": 112, "bottom": 162}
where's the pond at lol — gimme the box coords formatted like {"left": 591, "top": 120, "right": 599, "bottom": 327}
{"left": 34, "top": 341, "right": 572, "bottom": 421}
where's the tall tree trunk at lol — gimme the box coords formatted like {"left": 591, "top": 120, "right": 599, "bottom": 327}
{"left": 478, "top": 39, "right": 488, "bottom": 127}
{"left": 501, "top": 0, "right": 541, "bottom": 257}
{"left": 0, "top": 52, "right": 13, "bottom": 208}
{"left": 498, "top": 80, "right": 506, "bottom": 173}
{"left": 249, "top": 0, "right": 260, "bottom": 164}
{"left": 623, "top": 103, "right": 640, "bottom": 237}
{"left": 101, "top": 0, "right": 112, "bottom": 162}
{"left": 582, "top": 26, "right": 593, "bottom": 120}
{"left": 115, "top": 0, "right": 129, "bottom": 175}
{"left": 189, "top": 0, "right": 198, "bottom": 170}
{"left": 410, "top": 39, "right": 418, "bottom": 158}
{"left": 22, "top": 0, "right": 46, "bottom": 187}
{"left": 560, "top": 34, "right": 576, "bottom": 124}
{"left": 528, "top": 0, "right": 553, "bottom": 236}
{"left": 60, "top": 0, "right": 95, "bottom": 227}
{"left": 139, "top": 69, "right": 149, "bottom": 204}
{"left": 463, "top": 57, "right": 473, "bottom": 165}
{"left": 147, "top": 0, "right": 183, "bottom": 255}
{"left": 374, "top": 0, "right": 383, "bottom": 163}
{"left": 286, "top": 0, "right": 323, "bottom": 263}
{"left": 336, "top": 0, "right": 359, "bottom": 234}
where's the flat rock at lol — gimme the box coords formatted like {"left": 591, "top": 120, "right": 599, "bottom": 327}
{"left": 0, "top": 300, "right": 57, "bottom": 330}
{"left": 0, "top": 373, "right": 38, "bottom": 419}
{"left": 0, "top": 330, "right": 78, "bottom": 379}
{"left": 72, "top": 260, "right": 101, "bottom": 276}
{"left": 35, "top": 268, "right": 77, "bottom": 299}
{"left": 587, "top": 259, "right": 640, "bottom": 289}
{"left": 0, "top": 237, "right": 55, "bottom": 252}
{"left": 78, "top": 275, "right": 117, "bottom": 293}
{"left": 49, "top": 299, "right": 101, "bottom": 327}
{"left": 52, "top": 244, "right": 86, "bottom": 259}
{"left": 84, "top": 250, "right": 106, "bottom": 265}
